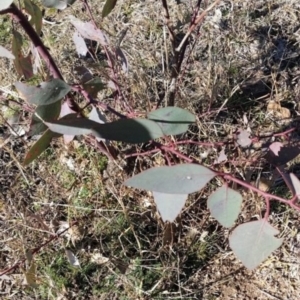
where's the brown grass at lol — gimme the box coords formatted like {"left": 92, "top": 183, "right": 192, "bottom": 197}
{"left": 1, "top": 0, "right": 300, "bottom": 299}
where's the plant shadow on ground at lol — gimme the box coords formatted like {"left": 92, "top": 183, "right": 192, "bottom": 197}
{"left": 215, "top": 25, "right": 300, "bottom": 126}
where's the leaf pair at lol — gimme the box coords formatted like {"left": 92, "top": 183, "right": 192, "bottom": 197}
{"left": 125, "top": 164, "right": 216, "bottom": 222}
{"left": 206, "top": 182, "right": 281, "bottom": 271}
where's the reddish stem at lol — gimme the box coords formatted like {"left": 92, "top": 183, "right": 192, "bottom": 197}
{"left": 0, "top": 220, "right": 79, "bottom": 276}
{"left": 222, "top": 173, "right": 299, "bottom": 208}
{"left": 125, "top": 148, "right": 160, "bottom": 158}
{"left": 6, "top": 4, "right": 63, "bottom": 80}
{"left": 264, "top": 197, "right": 270, "bottom": 219}
{"left": 176, "top": 139, "right": 226, "bottom": 147}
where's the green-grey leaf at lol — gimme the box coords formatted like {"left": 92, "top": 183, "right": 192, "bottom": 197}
{"left": 23, "top": 129, "right": 60, "bottom": 165}
{"left": 102, "top": 0, "right": 117, "bottom": 18}
{"left": 207, "top": 185, "right": 242, "bottom": 228}
{"left": 124, "top": 164, "right": 216, "bottom": 194}
{"left": 153, "top": 192, "right": 188, "bottom": 222}
{"left": 42, "top": 0, "right": 77, "bottom": 9}
{"left": 229, "top": 220, "right": 283, "bottom": 270}
{"left": 12, "top": 31, "right": 34, "bottom": 79}
{"left": 46, "top": 117, "right": 164, "bottom": 143}
{"left": 0, "top": 0, "right": 13, "bottom": 10}
{"left": 147, "top": 106, "right": 195, "bottom": 136}
{"left": 24, "top": 0, "right": 43, "bottom": 35}
{"left": 82, "top": 77, "right": 104, "bottom": 98}
{"left": 15, "top": 79, "right": 71, "bottom": 106}
{"left": 29, "top": 101, "right": 61, "bottom": 135}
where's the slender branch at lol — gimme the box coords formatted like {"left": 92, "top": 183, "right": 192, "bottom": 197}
{"left": 176, "top": 139, "right": 226, "bottom": 147}
{"left": 71, "top": 85, "right": 126, "bottom": 118}
{"left": 222, "top": 173, "right": 297, "bottom": 206}
{"left": 264, "top": 197, "right": 270, "bottom": 219}
{"left": 176, "top": 0, "right": 221, "bottom": 52}
{"left": 82, "top": 0, "right": 132, "bottom": 113}
{"left": 125, "top": 148, "right": 160, "bottom": 158}
{"left": 3, "top": 3, "right": 83, "bottom": 114}
{"left": 275, "top": 166, "right": 295, "bottom": 196}
{"left": 192, "top": 0, "right": 203, "bottom": 23}
{"left": 7, "top": 4, "right": 63, "bottom": 80}
{"left": 161, "top": 0, "right": 175, "bottom": 43}
{"left": 158, "top": 143, "right": 194, "bottom": 163}
{"left": 0, "top": 219, "right": 79, "bottom": 276}
{"left": 0, "top": 6, "right": 14, "bottom": 15}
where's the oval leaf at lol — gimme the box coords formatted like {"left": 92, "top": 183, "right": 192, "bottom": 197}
{"left": 102, "top": 0, "right": 117, "bottom": 18}
{"left": 207, "top": 185, "right": 242, "bottom": 228}
{"left": 15, "top": 79, "right": 71, "bottom": 106}
{"left": 147, "top": 107, "right": 195, "bottom": 136}
{"left": 12, "top": 31, "right": 34, "bottom": 79}
{"left": 0, "top": 0, "right": 13, "bottom": 10}
{"left": 72, "top": 31, "right": 88, "bottom": 57}
{"left": 290, "top": 173, "right": 300, "bottom": 200}
{"left": 69, "top": 16, "right": 109, "bottom": 46}
{"left": 125, "top": 164, "right": 216, "bottom": 194}
{"left": 82, "top": 77, "right": 104, "bottom": 98}
{"left": 116, "top": 46, "right": 129, "bottom": 73}
{"left": 24, "top": 129, "right": 60, "bottom": 165}
{"left": 153, "top": 192, "right": 187, "bottom": 222}
{"left": 42, "top": 0, "right": 77, "bottom": 9}
{"left": 46, "top": 117, "right": 164, "bottom": 144}
{"left": 229, "top": 220, "right": 283, "bottom": 270}
{"left": 65, "top": 250, "right": 80, "bottom": 267}
{"left": 24, "top": 0, "right": 43, "bottom": 35}
{"left": 24, "top": 262, "right": 38, "bottom": 287}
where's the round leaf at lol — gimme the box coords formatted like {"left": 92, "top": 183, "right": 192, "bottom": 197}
{"left": 207, "top": 185, "right": 242, "bottom": 228}
{"left": 69, "top": 16, "right": 109, "bottom": 46}
{"left": 147, "top": 107, "right": 195, "bottom": 136}
{"left": 102, "top": 0, "right": 117, "bottom": 18}
{"left": 125, "top": 164, "right": 216, "bottom": 194}
{"left": 229, "top": 220, "right": 283, "bottom": 270}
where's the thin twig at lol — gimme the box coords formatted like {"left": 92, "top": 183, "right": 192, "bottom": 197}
{"left": 161, "top": 0, "right": 175, "bottom": 43}
{"left": 5, "top": 4, "right": 63, "bottom": 79}
{"left": 176, "top": 0, "right": 221, "bottom": 52}
{"left": 71, "top": 85, "right": 126, "bottom": 118}
{"left": 2, "top": 4, "right": 83, "bottom": 114}
{"left": 0, "top": 218, "right": 80, "bottom": 276}
{"left": 82, "top": 0, "right": 132, "bottom": 113}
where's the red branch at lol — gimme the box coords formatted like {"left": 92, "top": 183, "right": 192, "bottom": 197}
{"left": 4, "top": 3, "right": 63, "bottom": 80}
{"left": 0, "top": 219, "right": 79, "bottom": 277}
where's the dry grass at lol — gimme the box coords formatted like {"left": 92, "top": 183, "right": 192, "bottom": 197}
{"left": 1, "top": 0, "right": 300, "bottom": 299}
